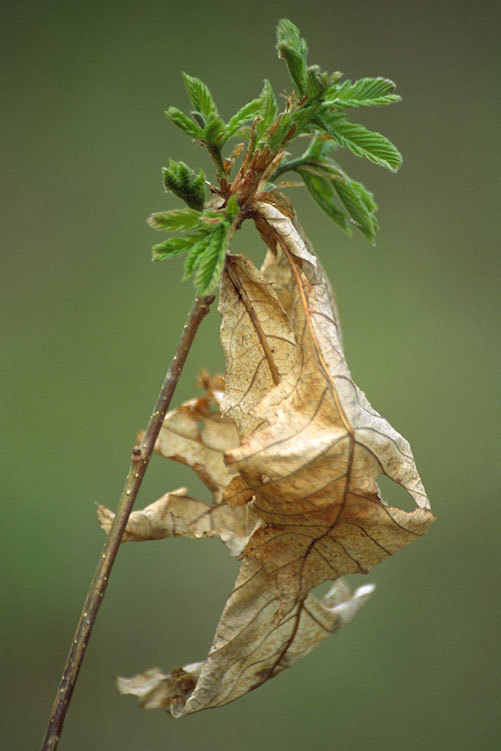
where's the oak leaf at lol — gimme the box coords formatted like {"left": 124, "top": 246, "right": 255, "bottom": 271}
{"left": 98, "top": 197, "right": 434, "bottom": 715}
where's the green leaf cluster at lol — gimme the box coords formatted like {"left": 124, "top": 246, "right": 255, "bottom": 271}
{"left": 148, "top": 206, "right": 233, "bottom": 295}
{"left": 152, "top": 18, "right": 405, "bottom": 293}
{"left": 268, "top": 19, "right": 402, "bottom": 240}
{"left": 165, "top": 74, "right": 284, "bottom": 175}
{"left": 161, "top": 160, "right": 206, "bottom": 211}
{"left": 275, "top": 19, "right": 402, "bottom": 170}
{"left": 296, "top": 140, "right": 379, "bottom": 242}
{"left": 276, "top": 18, "right": 331, "bottom": 98}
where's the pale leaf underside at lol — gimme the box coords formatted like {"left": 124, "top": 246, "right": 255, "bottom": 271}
{"left": 98, "top": 196, "right": 434, "bottom": 716}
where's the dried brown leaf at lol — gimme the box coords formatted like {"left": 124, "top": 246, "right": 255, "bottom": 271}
{"left": 116, "top": 566, "right": 374, "bottom": 716}
{"left": 98, "top": 394, "right": 374, "bottom": 716}
{"left": 142, "top": 393, "right": 238, "bottom": 502}
{"left": 220, "top": 200, "right": 435, "bottom": 613}
{"left": 99, "top": 197, "right": 434, "bottom": 716}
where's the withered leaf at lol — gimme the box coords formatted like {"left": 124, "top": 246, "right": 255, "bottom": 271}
{"left": 98, "top": 197, "right": 434, "bottom": 716}
{"left": 221, "top": 200, "right": 435, "bottom": 613}
{"left": 114, "top": 568, "right": 374, "bottom": 716}
{"left": 98, "top": 389, "right": 374, "bottom": 715}
{"left": 145, "top": 390, "right": 238, "bottom": 503}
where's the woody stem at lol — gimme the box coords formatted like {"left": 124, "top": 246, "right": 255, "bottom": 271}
{"left": 40, "top": 293, "right": 216, "bottom": 751}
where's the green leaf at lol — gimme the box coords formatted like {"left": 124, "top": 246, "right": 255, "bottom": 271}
{"left": 352, "top": 179, "right": 378, "bottom": 217}
{"left": 182, "top": 235, "right": 210, "bottom": 280}
{"left": 165, "top": 107, "right": 203, "bottom": 139}
{"left": 202, "top": 114, "right": 226, "bottom": 145}
{"left": 304, "top": 64, "right": 327, "bottom": 98}
{"left": 267, "top": 112, "right": 294, "bottom": 150}
{"left": 152, "top": 233, "right": 202, "bottom": 261}
{"left": 261, "top": 79, "right": 277, "bottom": 125}
{"left": 304, "top": 136, "right": 334, "bottom": 161}
{"left": 291, "top": 100, "right": 322, "bottom": 133}
{"left": 147, "top": 208, "right": 203, "bottom": 232}
{"left": 276, "top": 19, "right": 308, "bottom": 95}
{"left": 200, "top": 210, "right": 226, "bottom": 225}
{"left": 161, "top": 160, "right": 206, "bottom": 211}
{"left": 256, "top": 79, "right": 278, "bottom": 140}
{"left": 323, "top": 113, "right": 402, "bottom": 171}
{"left": 223, "top": 98, "right": 265, "bottom": 143}
{"left": 330, "top": 170, "right": 378, "bottom": 242}
{"left": 194, "top": 222, "right": 229, "bottom": 294}
{"left": 182, "top": 73, "right": 218, "bottom": 118}
{"left": 172, "top": 160, "right": 192, "bottom": 190}
{"left": 298, "top": 169, "right": 350, "bottom": 234}
{"left": 327, "top": 77, "right": 401, "bottom": 107}
{"left": 303, "top": 155, "right": 379, "bottom": 242}
{"left": 225, "top": 195, "right": 240, "bottom": 221}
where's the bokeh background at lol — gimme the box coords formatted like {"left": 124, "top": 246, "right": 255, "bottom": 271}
{"left": 2, "top": 1, "right": 500, "bottom": 749}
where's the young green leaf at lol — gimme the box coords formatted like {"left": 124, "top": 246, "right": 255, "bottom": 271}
{"left": 223, "top": 98, "right": 266, "bottom": 144}
{"left": 298, "top": 169, "right": 350, "bottom": 234}
{"left": 327, "top": 77, "right": 401, "bottom": 108}
{"left": 276, "top": 19, "right": 308, "bottom": 95}
{"left": 330, "top": 171, "right": 378, "bottom": 242}
{"left": 256, "top": 79, "right": 277, "bottom": 140}
{"left": 165, "top": 160, "right": 193, "bottom": 192}
{"left": 294, "top": 143, "right": 379, "bottom": 241}
{"left": 161, "top": 161, "right": 206, "bottom": 211}
{"left": 322, "top": 113, "right": 402, "bottom": 171}
{"left": 291, "top": 100, "right": 322, "bottom": 134}
{"left": 267, "top": 112, "right": 294, "bottom": 150}
{"left": 147, "top": 208, "right": 203, "bottom": 232}
{"left": 152, "top": 234, "right": 203, "bottom": 261}
{"left": 182, "top": 234, "right": 212, "bottom": 280}
{"left": 350, "top": 177, "right": 378, "bottom": 215}
{"left": 225, "top": 194, "right": 240, "bottom": 221}
{"left": 165, "top": 107, "right": 203, "bottom": 139}
{"left": 182, "top": 73, "right": 218, "bottom": 118}
{"left": 193, "top": 222, "right": 229, "bottom": 294}
{"left": 202, "top": 114, "right": 226, "bottom": 145}
{"left": 303, "top": 64, "right": 328, "bottom": 98}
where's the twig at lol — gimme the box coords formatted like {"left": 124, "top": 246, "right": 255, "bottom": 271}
{"left": 41, "top": 294, "right": 215, "bottom": 751}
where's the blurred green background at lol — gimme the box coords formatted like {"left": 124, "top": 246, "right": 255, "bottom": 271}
{"left": 2, "top": 0, "right": 500, "bottom": 748}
